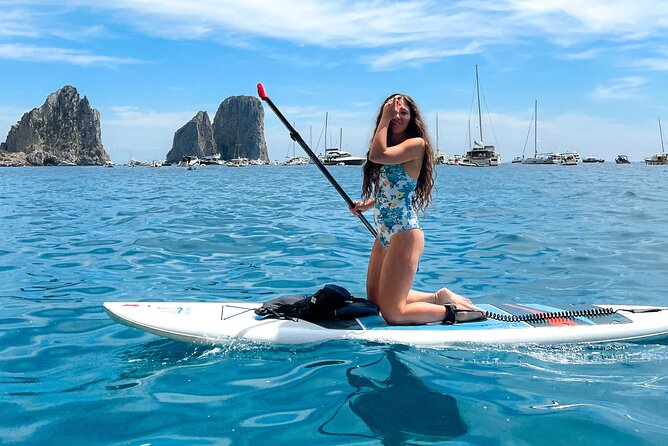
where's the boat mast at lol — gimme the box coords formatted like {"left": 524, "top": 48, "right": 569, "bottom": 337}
{"left": 534, "top": 100, "right": 538, "bottom": 157}
{"left": 292, "top": 122, "right": 296, "bottom": 157}
{"left": 476, "top": 64, "right": 483, "bottom": 142}
{"left": 325, "top": 112, "right": 328, "bottom": 150}
{"left": 436, "top": 113, "right": 440, "bottom": 151}
{"left": 660, "top": 117, "right": 666, "bottom": 153}
{"left": 339, "top": 128, "right": 342, "bottom": 150}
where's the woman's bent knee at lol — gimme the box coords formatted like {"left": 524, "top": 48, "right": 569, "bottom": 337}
{"left": 380, "top": 307, "right": 405, "bottom": 325}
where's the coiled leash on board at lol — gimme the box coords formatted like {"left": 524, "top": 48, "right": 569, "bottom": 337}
{"left": 483, "top": 306, "right": 663, "bottom": 324}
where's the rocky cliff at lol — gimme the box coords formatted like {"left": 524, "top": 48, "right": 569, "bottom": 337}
{"left": 165, "top": 111, "right": 216, "bottom": 163}
{"left": 0, "top": 85, "right": 110, "bottom": 165}
{"left": 212, "top": 96, "right": 268, "bottom": 161}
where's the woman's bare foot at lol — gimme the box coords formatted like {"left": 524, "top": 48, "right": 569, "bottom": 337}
{"left": 435, "top": 288, "right": 484, "bottom": 312}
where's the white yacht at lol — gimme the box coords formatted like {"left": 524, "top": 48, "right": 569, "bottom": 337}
{"left": 201, "top": 154, "right": 224, "bottom": 165}
{"left": 559, "top": 150, "right": 581, "bottom": 163}
{"left": 645, "top": 153, "right": 668, "bottom": 165}
{"left": 645, "top": 118, "right": 668, "bottom": 165}
{"left": 557, "top": 153, "right": 578, "bottom": 166}
{"left": 226, "top": 158, "right": 249, "bottom": 167}
{"left": 178, "top": 155, "right": 200, "bottom": 168}
{"left": 522, "top": 154, "right": 559, "bottom": 164}
{"left": 321, "top": 147, "right": 365, "bottom": 166}
{"left": 462, "top": 65, "right": 501, "bottom": 167}
{"left": 463, "top": 140, "right": 501, "bottom": 166}
{"left": 283, "top": 156, "right": 309, "bottom": 166}
{"left": 317, "top": 117, "right": 365, "bottom": 166}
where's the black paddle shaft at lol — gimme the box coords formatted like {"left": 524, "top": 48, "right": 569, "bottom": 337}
{"left": 257, "top": 83, "right": 377, "bottom": 238}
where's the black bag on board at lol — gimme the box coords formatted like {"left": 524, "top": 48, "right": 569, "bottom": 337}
{"left": 254, "top": 284, "right": 379, "bottom": 321}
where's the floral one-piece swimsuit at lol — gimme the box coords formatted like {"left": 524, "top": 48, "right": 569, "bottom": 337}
{"left": 373, "top": 163, "right": 421, "bottom": 249}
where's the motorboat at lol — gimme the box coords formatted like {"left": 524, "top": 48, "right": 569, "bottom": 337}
{"left": 200, "top": 154, "right": 224, "bottom": 165}
{"left": 615, "top": 155, "right": 630, "bottom": 164}
{"left": 226, "top": 158, "right": 249, "bottom": 167}
{"left": 445, "top": 155, "right": 464, "bottom": 165}
{"left": 320, "top": 148, "right": 366, "bottom": 166}
{"left": 558, "top": 153, "right": 578, "bottom": 166}
{"left": 283, "top": 156, "right": 309, "bottom": 166}
{"left": 178, "top": 155, "right": 200, "bottom": 168}
{"left": 559, "top": 150, "right": 581, "bottom": 163}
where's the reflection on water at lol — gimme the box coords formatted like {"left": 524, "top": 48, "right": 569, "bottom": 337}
{"left": 320, "top": 346, "right": 467, "bottom": 444}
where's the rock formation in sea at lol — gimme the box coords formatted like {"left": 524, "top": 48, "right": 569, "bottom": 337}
{"left": 212, "top": 96, "right": 268, "bottom": 162}
{"left": 0, "top": 85, "right": 110, "bottom": 166}
{"left": 165, "top": 111, "right": 217, "bottom": 163}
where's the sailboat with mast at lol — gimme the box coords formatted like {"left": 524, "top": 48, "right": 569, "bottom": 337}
{"left": 462, "top": 65, "right": 501, "bottom": 167}
{"left": 434, "top": 113, "right": 449, "bottom": 164}
{"left": 320, "top": 112, "right": 365, "bottom": 166}
{"left": 283, "top": 121, "right": 310, "bottom": 165}
{"left": 644, "top": 118, "right": 668, "bottom": 165}
{"left": 521, "top": 100, "right": 558, "bottom": 164}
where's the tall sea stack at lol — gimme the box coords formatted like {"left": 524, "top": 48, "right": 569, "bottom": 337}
{"left": 212, "top": 96, "right": 268, "bottom": 162}
{"left": 165, "top": 111, "right": 216, "bottom": 163}
{"left": 0, "top": 85, "right": 110, "bottom": 165}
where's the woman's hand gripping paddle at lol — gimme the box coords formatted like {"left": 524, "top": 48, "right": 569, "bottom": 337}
{"left": 257, "top": 83, "right": 377, "bottom": 238}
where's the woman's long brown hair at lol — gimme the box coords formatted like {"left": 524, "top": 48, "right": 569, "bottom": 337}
{"left": 362, "top": 93, "right": 434, "bottom": 213}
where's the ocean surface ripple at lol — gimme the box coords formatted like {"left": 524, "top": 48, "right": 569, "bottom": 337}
{"left": 1, "top": 163, "right": 667, "bottom": 445}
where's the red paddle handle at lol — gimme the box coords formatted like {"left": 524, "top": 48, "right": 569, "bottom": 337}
{"left": 257, "top": 83, "right": 268, "bottom": 100}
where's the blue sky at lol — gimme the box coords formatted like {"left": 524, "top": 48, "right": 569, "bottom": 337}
{"left": 1, "top": 0, "right": 668, "bottom": 163}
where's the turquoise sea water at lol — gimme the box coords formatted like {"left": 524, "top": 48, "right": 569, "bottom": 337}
{"left": 1, "top": 163, "right": 667, "bottom": 445}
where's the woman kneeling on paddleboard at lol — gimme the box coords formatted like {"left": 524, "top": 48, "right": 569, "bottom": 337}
{"left": 350, "top": 94, "right": 482, "bottom": 325}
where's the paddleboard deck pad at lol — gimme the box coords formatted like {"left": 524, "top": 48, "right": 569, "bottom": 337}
{"left": 104, "top": 301, "right": 668, "bottom": 347}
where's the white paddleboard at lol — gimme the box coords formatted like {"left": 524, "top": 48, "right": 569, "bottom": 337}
{"left": 104, "top": 301, "right": 668, "bottom": 347}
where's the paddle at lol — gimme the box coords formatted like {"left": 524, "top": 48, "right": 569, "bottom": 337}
{"left": 257, "top": 83, "right": 377, "bottom": 238}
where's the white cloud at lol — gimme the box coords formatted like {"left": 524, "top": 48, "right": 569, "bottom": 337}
{"left": 559, "top": 48, "right": 601, "bottom": 60}
{"left": 0, "top": 9, "right": 41, "bottom": 38}
{"left": 633, "top": 47, "right": 668, "bottom": 71}
{"left": 68, "top": 0, "right": 457, "bottom": 48}
{"left": 592, "top": 76, "right": 647, "bottom": 100}
{"left": 365, "top": 42, "right": 482, "bottom": 70}
{"left": 64, "top": 0, "right": 668, "bottom": 47}
{"left": 637, "top": 57, "right": 668, "bottom": 71}
{"left": 0, "top": 43, "right": 138, "bottom": 66}
{"left": 507, "top": 0, "right": 668, "bottom": 40}
{"left": 4, "top": 1, "right": 668, "bottom": 70}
